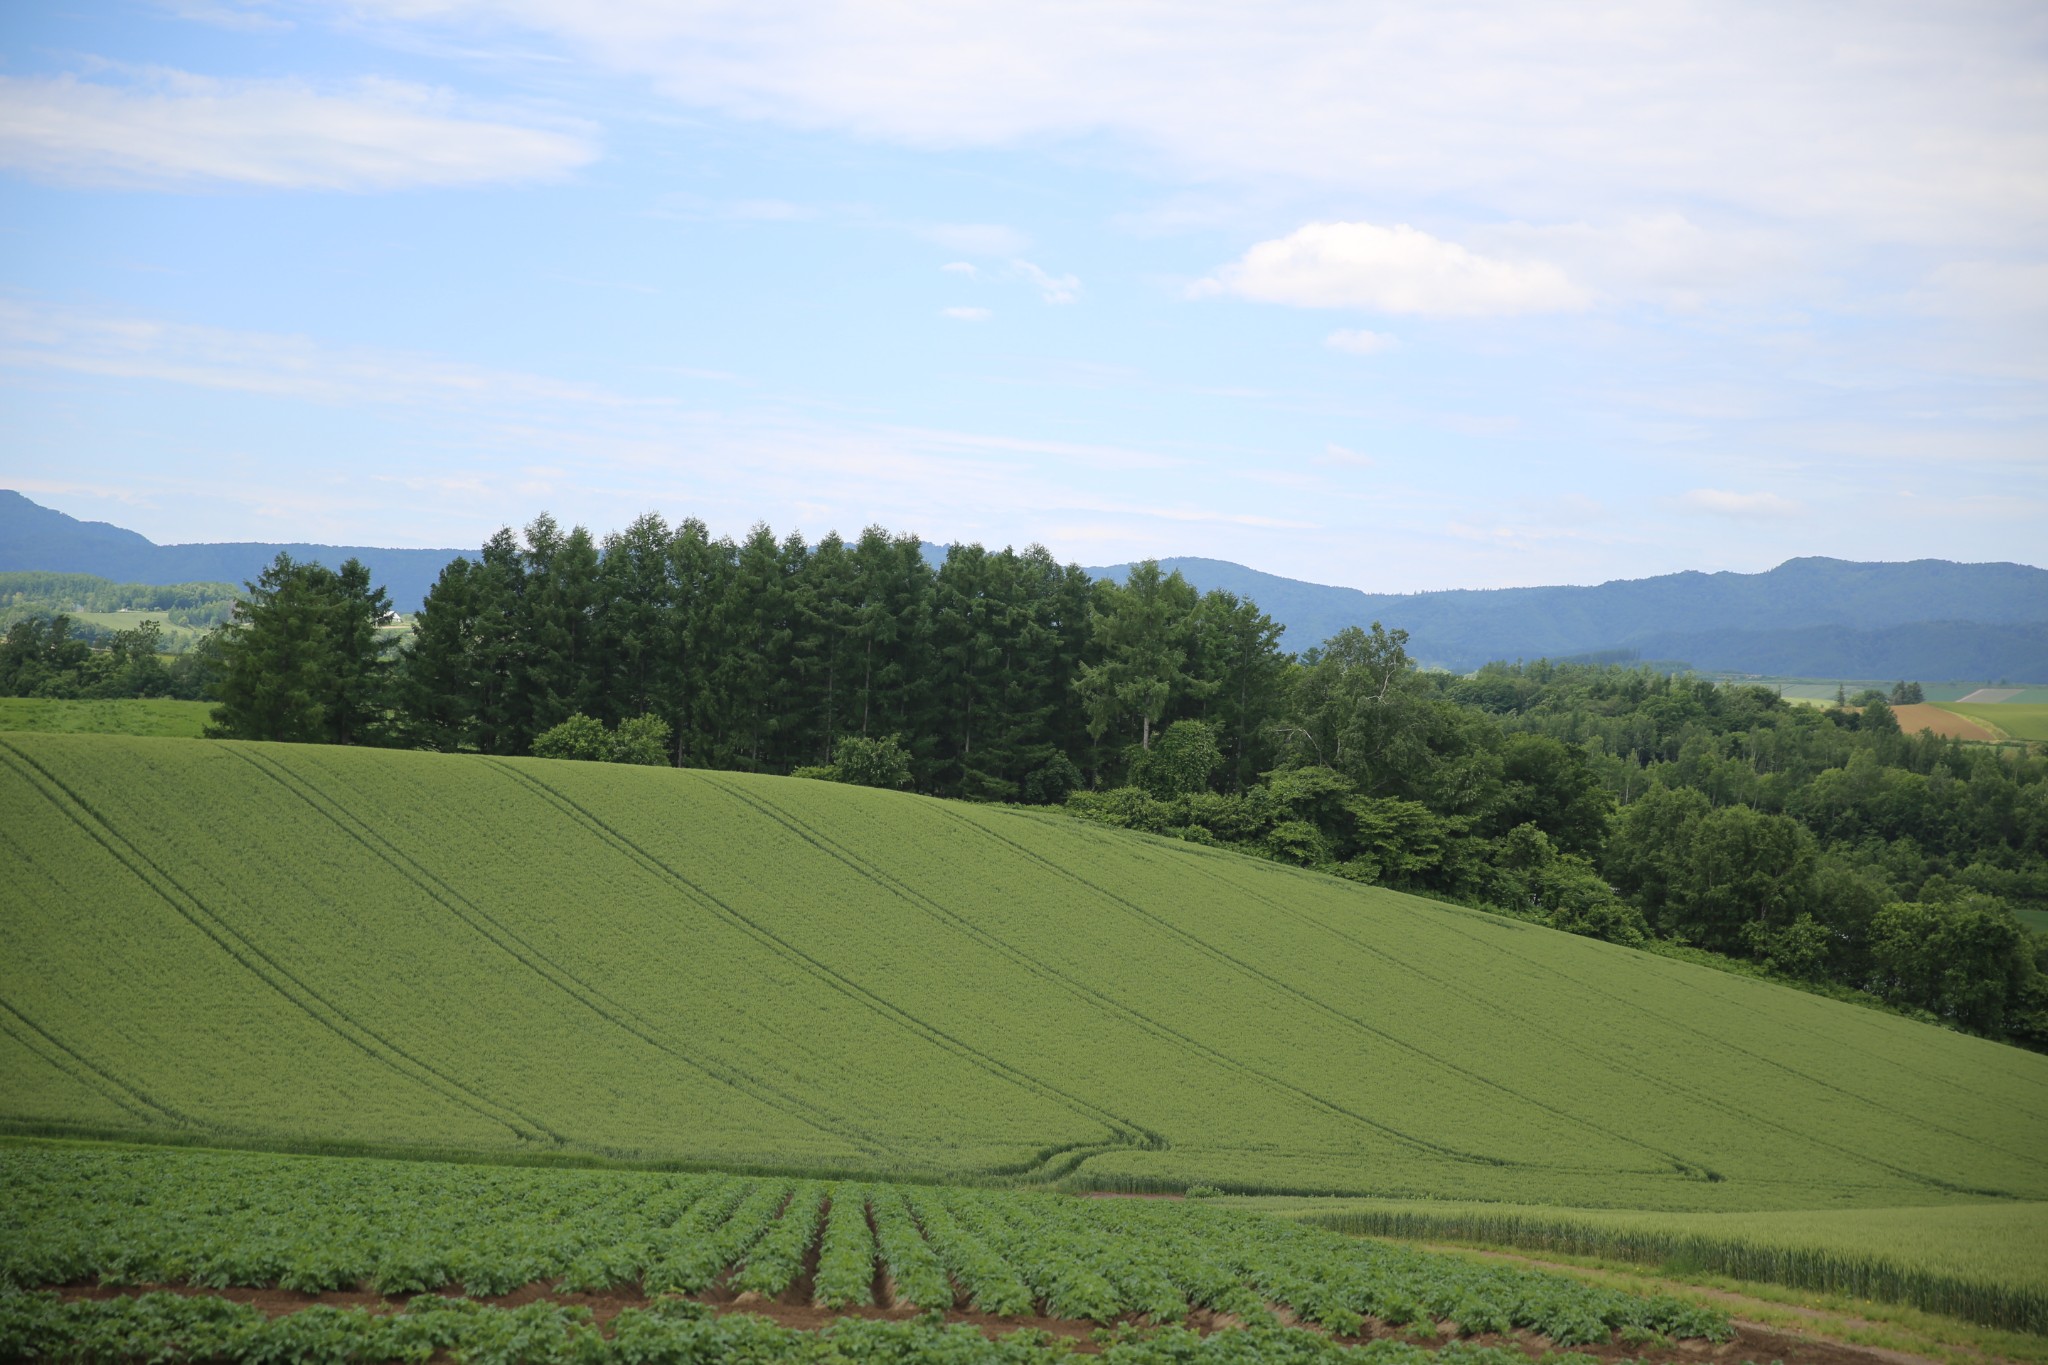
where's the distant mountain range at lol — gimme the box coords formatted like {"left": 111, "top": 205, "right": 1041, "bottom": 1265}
{"left": 5, "top": 490, "right": 2043, "bottom": 680}
{"left": 0, "top": 491, "right": 465, "bottom": 617}
{"left": 1083, "top": 555, "right": 2048, "bottom": 678}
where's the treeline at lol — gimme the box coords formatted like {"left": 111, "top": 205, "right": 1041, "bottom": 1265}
{"left": 0, "top": 616, "right": 216, "bottom": 700}
{"left": 195, "top": 515, "right": 2048, "bottom": 1049}
{"left": 0, "top": 572, "right": 239, "bottom": 700}
{"left": 0, "top": 571, "right": 239, "bottom": 628}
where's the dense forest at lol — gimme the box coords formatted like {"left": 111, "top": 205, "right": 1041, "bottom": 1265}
{"left": 8, "top": 513, "right": 2044, "bottom": 1046}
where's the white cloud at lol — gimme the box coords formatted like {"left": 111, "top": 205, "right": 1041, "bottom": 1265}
{"left": 1910, "top": 260, "right": 2048, "bottom": 322}
{"left": 940, "top": 261, "right": 980, "bottom": 277}
{"left": 1679, "top": 489, "right": 1802, "bottom": 518}
{"left": 1197, "top": 222, "right": 1586, "bottom": 317}
{"left": 916, "top": 222, "right": 1029, "bottom": 256}
{"left": 939, "top": 306, "right": 991, "bottom": 322}
{"left": 1010, "top": 260, "right": 1079, "bottom": 304}
{"left": 332, "top": 1, "right": 2048, "bottom": 249}
{"left": 0, "top": 298, "right": 631, "bottom": 408}
{"left": 1325, "top": 329, "right": 1397, "bottom": 355}
{"left": 0, "top": 69, "right": 595, "bottom": 190}
{"left": 1474, "top": 214, "right": 1806, "bottom": 309}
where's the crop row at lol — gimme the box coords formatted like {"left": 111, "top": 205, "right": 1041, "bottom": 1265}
{"left": 1293, "top": 1203, "right": 2048, "bottom": 1336}
{"left": 0, "top": 1292, "right": 1749, "bottom": 1365}
{"left": 0, "top": 1144, "right": 1728, "bottom": 1348}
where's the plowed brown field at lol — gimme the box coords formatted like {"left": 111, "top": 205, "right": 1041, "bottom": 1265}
{"left": 1887, "top": 704, "right": 1999, "bottom": 740}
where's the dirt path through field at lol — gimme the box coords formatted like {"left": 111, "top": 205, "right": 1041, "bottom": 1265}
{"left": 48, "top": 1280, "right": 1958, "bottom": 1365}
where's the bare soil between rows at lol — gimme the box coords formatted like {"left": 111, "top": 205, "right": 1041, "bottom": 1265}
{"left": 49, "top": 1281, "right": 1927, "bottom": 1365}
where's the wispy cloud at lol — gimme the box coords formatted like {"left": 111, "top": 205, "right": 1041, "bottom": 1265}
{"left": 1326, "top": 329, "right": 1397, "bottom": 355}
{"left": 0, "top": 69, "right": 596, "bottom": 190}
{"left": 915, "top": 222, "right": 1029, "bottom": 256}
{"left": 1679, "top": 488, "right": 1803, "bottom": 518}
{"left": 333, "top": 2, "right": 2048, "bottom": 248}
{"left": 939, "top": 306, "right": 991, "bottom": 322}
{"left": 1010, "top": 259, "right": 1079, "bottom": 304}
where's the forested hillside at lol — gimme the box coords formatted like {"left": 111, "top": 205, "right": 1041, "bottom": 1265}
{"left": 158, "top": 513, "right": 2048, "bottom": 1049}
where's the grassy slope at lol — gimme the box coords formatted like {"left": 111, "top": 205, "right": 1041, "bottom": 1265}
{"left": 3, "top": 734, "right": 2046, "bottom": 1211}
{"left": 0, "top": 697, "right": 212, "bottom": 738}
{"left": 1936, "top": 703, "right": 2048, "bottom": 742}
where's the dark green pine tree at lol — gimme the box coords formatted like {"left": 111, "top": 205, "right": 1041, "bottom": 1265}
{"left": 595, "top": 513, "right": 677, "bottom": 730}
{"left": 848, "top": 527, "right": 936, "bottom": 774}
{"left": 1184, "top": 589, "right": 1288, "bottom": 792}
{"left": 666, "top": 517, "right": 737, "bottom": 768}
{"left": 517, "top": 515, "right": 604, "bottom": 739}
{"left": 466, "top": 528, "right": 530, "bottom": 756}
{"left": 930, "top": 543, "right": 1011, "bottom": 798}
{"left": 713, "top": 525, "right": 799, "bottom": 770}
{"left": 325, "top": 559, "right": 397, "bottom": 746}
{"left": 792, "top": 531, "right": 861, "bottom": 767}
{"left": 1074, "top": 561, "right": 1204, "bottom": 778}
{"left": 209, "top": 553, "right": 394, "bottom": 745}
{"left": 402, "top": 555, "right": 482, "bottom": 752}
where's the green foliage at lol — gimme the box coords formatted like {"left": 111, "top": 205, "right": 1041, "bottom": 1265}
{"left": 1130, "top": 720, "right": 1223, "bottom": 798}
{"left": 531, "top": 712, "right": 610, "bottom": 761}
{"left": 5, "top": 733, "right": 2046, "bottom": 1208}
{"left": 0, "top": 612, "right": 215, "bottom": 701}
{"left": 207, "top": 553, "right": 396, "bottom": 745}
{"left": 533, "top": 711, "right": 675, "bottom": 765}
{"left": 1076, "top": 562, "right": 1206, "bottom": 755}
{"left": 1869, "top": 895, "right": 2038, "bottom": 1035}
{"left": 832, "top": 733, "right": 914, "bottom": 789}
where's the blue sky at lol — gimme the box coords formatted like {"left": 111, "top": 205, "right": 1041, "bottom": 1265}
{"left": 2, "top": 1, "right": 2043, "bottom": 591}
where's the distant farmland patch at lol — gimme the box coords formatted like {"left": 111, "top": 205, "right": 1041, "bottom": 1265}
{"left": 1938, "top": 704, "right": 2048, "bottom": 743}
{"left": 1889, "top": 703, "right": 2000, "bottom": 741}
{"left": 0, "top": 697, "right": 211, "bottom": 738}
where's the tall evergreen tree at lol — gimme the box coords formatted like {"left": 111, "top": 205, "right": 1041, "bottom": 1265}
{"left": 1184, "top": 589, "right": 1288, "bottom": 791}
{"left": 209, "top": 553, "right": 394, "bottom": 745}
{"left": 1075, "top": 561, "right": 1204, "bottom": 765}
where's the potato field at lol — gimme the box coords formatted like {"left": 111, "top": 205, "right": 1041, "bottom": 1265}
{"left": 1, "top": 1142, "right": 1728, "bottom": 1349}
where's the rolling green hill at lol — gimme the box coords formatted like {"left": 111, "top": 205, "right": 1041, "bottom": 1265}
{"left": 3, "top": 733, "right": 2046, "bottom": 1211}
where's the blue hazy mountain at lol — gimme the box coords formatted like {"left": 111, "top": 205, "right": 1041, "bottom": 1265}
{"left": 1080, "top": 556, "right": 2048, "bottom": 679}
{"left": 0, "top": 490, "right": 465, "bottom": 613}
